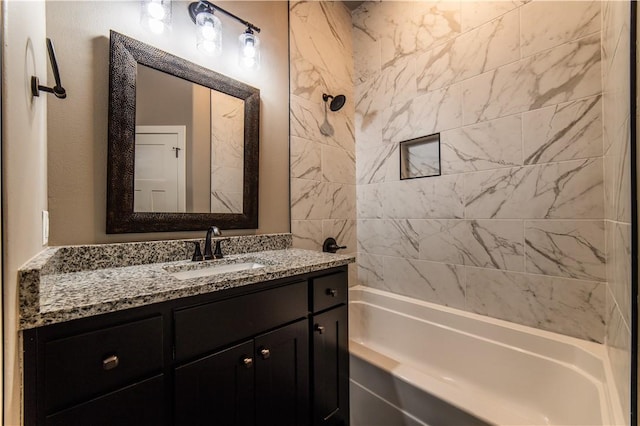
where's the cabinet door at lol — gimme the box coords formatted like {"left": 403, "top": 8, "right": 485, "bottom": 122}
{"left": 174, "top": 340, "right": 255, "bottom": 426}
{"left": 255, "top": 319, "right": 309, "bottom": 426}
{"left": 312, "top": 305, "right": 349, "bottom": 425}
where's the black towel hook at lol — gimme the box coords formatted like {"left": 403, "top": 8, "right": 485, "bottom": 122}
{"left": 31, "top": 38, "right": 67, "bottom": 99}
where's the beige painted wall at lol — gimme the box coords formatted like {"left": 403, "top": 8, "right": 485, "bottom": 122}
{"left": 46, "top": 1, "right": 290, "bottom": 244}
{"left": 2, "top": 1, "right": 49, "bottom": 423}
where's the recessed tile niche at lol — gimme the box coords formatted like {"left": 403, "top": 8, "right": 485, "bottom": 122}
{"left": 399, "top": 133, "right": 441, "bottom": 179}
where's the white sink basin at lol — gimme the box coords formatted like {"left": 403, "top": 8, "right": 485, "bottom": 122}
{"left": 168, "top": 262, "right": 265, "bottom": 280}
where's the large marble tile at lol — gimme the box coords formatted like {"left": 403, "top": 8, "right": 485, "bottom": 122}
{"left": 291, "top": 220, "right": 323, "bottom": 251}
{"left": 323, "top": 219, "right": 356, "bottom": 255}
{"left": 419, "top": 219, "right": 524, "bottom": 271}
{"left": 520, "top": 0, "right": 600, "bottom": 58}
{"left": 353, "top": 20, "right": 381, "bottom": 85}
{"left": 544, "top": 275, "right": 605, "bottom": 343}
{"left": 378, "top": 56, "right": 417, "bottom": 111}
{"left": 464, "top": 158, "right": 604, "bottom": 219}
{"left": 466, "top": 268, "right": 605, "bottom": 342}
{"left": 440, "top": 114, "right": 522, "bottom": 174}
{"left": 418, "top": 219, "right": 468, "bottom": 265}
{"left": 606, "top": 221, "right": 632, "bottom": 326}
{"left": 464, "top": 220, "right": 524, "bottom": 271}
{"left": 290, "top": 136, "right": 321, "bottom": 180}
{"left": 356, "top": 252, "right": 385, "bottom": 288}
{"left": 417, "top": 9, "right": 519, "bottom": 93}
{"left": 290, "top": 178, "right": 329, "bottom": 220}
{"left": 413, "top": 1, "right": 462, "bottom": 53}
{"left": 522, "top": 95, "right": 602, "bottom": 165}
{"left": 326, "top": 183, "right": 356, "bottom": 220}
{"left": 382, "top": 257, "right": 466, "bottom": 309}
{"left": 359, "top": 218, "right": 425, "bottom": 260}
{"left": 382, "top": 83, "right": 462, "bottom": 144}
{"left": 356, "top": 184, "right": 384, "bottom": 219}
{"left": 289, "top": 2, "right": 352, "bottom": 85}
{"left": 466, "top": 267, "right": 551, "bottom": 330}
{"left": 357, "top": 219, "right": 389, "bottom": 256}
{"left": 382, "top": 174, "right": 464, "bottom": 219}
{"left": 461, "top": 1, "right": 525, "bottom": 32}
{"left": 463, "top": 33, "right": 601, "bottom": 124}
{"left": 356, "top": 142, "right": 397, "bottom": 185}
{"left": 525, "top": 220, "right": 606, "bottom": 282}
{"left": 291, "top": 95, "right": 355, "bottom": 152}
{"left": 605, "top": 296, "right": 631, "bottom": 422}
{"left": 322, "top": 145, "right": 356, "bottom": 184}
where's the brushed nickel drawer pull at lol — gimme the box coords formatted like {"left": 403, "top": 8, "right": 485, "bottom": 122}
{"left": 242, "top": 357, "right": 253, "bottom": 368}
{"left": 102, "top": 354, "right": 119, "bottom": 371}
{"left": 326, "top": 288, "right": 338, "bottom": 297}
{"left": 260, "top": 348, "right": 271, "bottom": 359}
{"left": 315, "top": 324, "right": 325, "bottom": 334}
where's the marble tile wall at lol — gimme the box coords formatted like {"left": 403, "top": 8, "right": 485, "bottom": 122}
{"left": 289, "top": 1, "right": 357, "bottom": 277}
{"left": 353, "top": 1, "right": 609, "bottom": 344}
{"left": 602, "top": 1, "right": 632, "bottom": 422}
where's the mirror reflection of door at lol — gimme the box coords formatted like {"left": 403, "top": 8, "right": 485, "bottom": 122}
{"left": 135, "top": 63, "right": 247, "bottom": 214}
{"left": 134, "top": 126, "right": 186, "bottom": 212}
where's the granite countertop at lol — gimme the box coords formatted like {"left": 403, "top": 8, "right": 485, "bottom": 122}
{"left": 18, "top": 235, "right": 355, "bottom": 329}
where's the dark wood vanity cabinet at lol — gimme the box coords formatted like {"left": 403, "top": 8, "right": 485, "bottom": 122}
{"left": 23, "top": 266, "right": 349, "bottom": 426}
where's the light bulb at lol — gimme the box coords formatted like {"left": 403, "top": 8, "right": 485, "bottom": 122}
{"left": 238, "top": 31, "right": 260, "bottom": 69}
{"left": 196, "top": 11, "right": 222, "bottom": 56}
{"left": 148, "top": 18, "right": 165, "bottom": 34}
{"left": 146, "top": 1, "right": 165, "bottom": 20}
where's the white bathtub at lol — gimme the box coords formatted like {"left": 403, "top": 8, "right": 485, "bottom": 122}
{"left": 349, "top": 286, "right": 625, "bottom": 426}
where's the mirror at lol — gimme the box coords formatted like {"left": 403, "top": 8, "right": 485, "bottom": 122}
{"left": 107, "top": 31, "right": 259, "bottom": 233}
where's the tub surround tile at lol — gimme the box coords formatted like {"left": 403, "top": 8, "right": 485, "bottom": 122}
{"left": 322, "top": 145, "right": 356, "bottom": 184}
{"left": 606, "top": 294, "right": 631, "bottom": 419}
{"left": 291, "top": 136, "right": 322, "bottom": 180}
{"left": 419, "top": 220, "right": 524, "bottom": 272}
{"left": 326, "top": 183, "right": 356, "bottom": 220}
{"left": 382, "top": 84, "right": 462, "bottom": 145}
{"left": 382, "top": 175, "right": 464, "bottom": 219}
{"left": 417, "top": 10, "right": 519, "bottom": 93}
{"left": 291, "top": 96, "right": 355, "bottom": 152}
{"left": 522, "top": 96, "right": 603, "bottom": 165}
{"left": 413, "top": 1, "right": 461, "bottom": 54}
{"left": 292, "top": 220, "right": 323, "bottom": 251}
{"left": 460, "top": 1, "right": 525, "bottom": 32}
{"left": 383, "top": 257, "right": 466, "bottom": 309}
{"left": 353, "top": 21, "right": 381, "bottom": 85}
{"left": 464, "top": 158, "right": 604, "bottom": 219}
{"left": 525, "top": 220, "right": 606, "bottom": 282}
{"left": 357, "top": 184, "right": 384, "bottom": 219}
{"left": 463, "top": 34, "right": 601, "bottom": 125}
{"left": 441, "top": 115, "right": 522, "bottom": 174}
{"left": 291, "top": 179, "right": 329, "bottom": 220}
{"left": 466, "top": 267, "right": 605, "bottom": 342}
{"left": 606, "top": 221, "right": 631, "bottom": 326}
{"left": 322, "top": 219, "right": 357, "bottom": 256}
{"left": 358, "top": 219, "right": 422, "bottom": 260}
{"left": 356, "top": 252, "right": 385, "bottom": 288}
{"left": 520, "top": 0, "right": 600, "bottom": 58}
{"left": 356, "top": 143, "right": 397, "bottom": 185}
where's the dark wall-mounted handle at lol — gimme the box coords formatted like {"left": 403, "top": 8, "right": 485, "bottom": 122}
{"left": 322, "top": 237, "right": 347, "bottom": 253}
{"left": 31, "top": 38, "right": 67, "bottom": 99}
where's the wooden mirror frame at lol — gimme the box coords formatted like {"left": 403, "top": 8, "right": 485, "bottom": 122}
{"left": 107, "top": 31, "right": 259, "bottom": 233}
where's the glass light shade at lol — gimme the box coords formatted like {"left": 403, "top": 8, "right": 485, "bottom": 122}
{"left": 238, "top": 31, "right": 260, "bottom": 70}
{"left": 196, "top": 11, "right": 222, "bottom": 57}
{"left": 141, "top": 0, "right": 171, "bottom": 34}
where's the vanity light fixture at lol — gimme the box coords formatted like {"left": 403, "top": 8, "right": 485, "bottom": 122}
{"left": 188, "top": 0, "right": 261, "bottom": 67}
{"left": 141, "top": 0, "right": 172, "bottom": 35}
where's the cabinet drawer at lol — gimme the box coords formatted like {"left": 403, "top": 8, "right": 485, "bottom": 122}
{"left": 174, "top": 281, "right": 308, "bottom": 361}
{"left": 312, "top": 272, "right": 347, "bottom": 313}
{"left": 44, "top": 316, "right": 163, "bottom": 412}
{"left": 45, "top": 375, "right": 165, "bottom": 426}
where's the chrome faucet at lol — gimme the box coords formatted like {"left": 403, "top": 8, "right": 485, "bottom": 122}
{"left": 203, "top": 226, "right": 223, "bottom": 260}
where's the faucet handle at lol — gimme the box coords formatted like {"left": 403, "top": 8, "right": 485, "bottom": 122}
{"left": 213, "top": 239, "right": 225, "bottom": 259}
{"left": 190, "top": 241, "right": 203, "bottom": 261}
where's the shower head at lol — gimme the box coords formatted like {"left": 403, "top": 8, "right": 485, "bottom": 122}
{"left": 323, "top": 93, "right": 346, "bottom": 112}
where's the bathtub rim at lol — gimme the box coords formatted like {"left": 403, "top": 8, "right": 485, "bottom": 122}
{"left": 349, "top": 285, "right": 626, "bottom": 426}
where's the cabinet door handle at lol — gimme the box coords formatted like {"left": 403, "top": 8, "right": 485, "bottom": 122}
{"left": 315, "top": 324, "right": 325, "bottom": 334}
{"left": 326, "top": 288, "right": 338, "bottom": 297}
{"left": 102, "top": 354, "right": 119, "bottom": 371}
{"left": 259, "top": 348, "right": 271, "bottom": 359}
{"left": 242, "top": 357, "right": 253, "bottom": 368}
